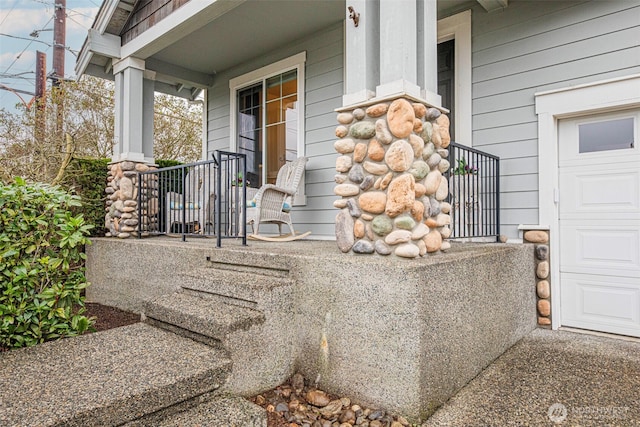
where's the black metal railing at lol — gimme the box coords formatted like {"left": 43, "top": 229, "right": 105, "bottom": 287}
{"left": 137, "top": 150, "right": 247, "bottom": 247}
{"left": 446, "top": 142, "right": 500, "bottom": 240}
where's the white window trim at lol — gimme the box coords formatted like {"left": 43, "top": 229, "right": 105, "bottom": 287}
{"left": 229, "top": 52, "right": 307, "bottom": 204}
{"left": 438, "top": 10, "right": 472, "bottom": 147}
{"left": 535, "top": 73, "right": 640, "bottom": 331}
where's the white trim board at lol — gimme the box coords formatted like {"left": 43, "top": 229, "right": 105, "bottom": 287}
{"left": 228, "top": 52, "right": 307, "bottom": 204}
{"left": 534, "top": 73, "right": 640, "bottom": 331}
{"left": 438, "top": 10, "right": 472, "bottom": 147}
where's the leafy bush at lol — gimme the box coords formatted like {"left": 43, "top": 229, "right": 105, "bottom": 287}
{"left": 0, "top": 178, "right": 94, "bottom": 349}
{"left": 62, "top": 157, "right": 110, "bottom": 237}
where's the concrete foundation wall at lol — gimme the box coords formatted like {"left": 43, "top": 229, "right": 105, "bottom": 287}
{"left": 292, "top": 244, "right": 536, "bottom": 419}
{"left": 85, "top": 238, "right": 535, "bottom": 421}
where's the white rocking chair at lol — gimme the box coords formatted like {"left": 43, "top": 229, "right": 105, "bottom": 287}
{"left": 246, "top": 157, "right": 310, "bottom": 241}
{"left": 165, "top": 164, "right": 215, "bottom": 234}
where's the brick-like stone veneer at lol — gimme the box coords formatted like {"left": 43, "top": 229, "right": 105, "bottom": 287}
{"left": 523, "top": 229, "right": 551, "bottom": 326}
{"left": 105, "top": 161, "right": 157, "bottom": 238}
{"left": 334, "top": 97, "right": 452, "bottom": 258}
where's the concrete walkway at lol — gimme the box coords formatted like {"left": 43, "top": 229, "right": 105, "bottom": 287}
{"left": 2, "top": 323, "right": 638, "bottom": 426}
{"left": 424, "top": 328, "right": 640, "bottom": 426}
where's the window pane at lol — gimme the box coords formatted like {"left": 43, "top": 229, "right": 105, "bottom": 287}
{"left": 266, "top": 123, "right": 286, "bottom": 184}
{"left": 237, "top": 84, "right": 263, "bottom": 187}
{"left": 266, "top": 99, "right": 280, "bottom": 125}
{"left": 579, "top": 117, "right": 635, "bottom": 153}
{"left": 237, "top": 69, "right": 298, "bottom": 188}
{"left": 284, "top": 97, "right": 298, "bottom": 162}
{"left": 266, "top": 75, "right": 281, "bottom": 101}
{"left": 281, "top": 70, "right": 297, "bottom": 97}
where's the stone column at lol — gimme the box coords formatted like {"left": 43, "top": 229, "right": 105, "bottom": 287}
{"left": 105, "top": 161, "right": 158, "bottom": 238}
{"left": 334, "top": 98, "right": 452, "bottom": 258}
{"left": 106, "top": 58, "right": 157, "bottom": 238}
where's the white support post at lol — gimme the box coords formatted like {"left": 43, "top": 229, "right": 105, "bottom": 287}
{"left": 112, "top": 72, "right": 123, "bottom": 161}
{"left": 113, "top": 57, "right": 146, "bottom": 163}
{"left": 376, "top": 0, "right": 421, "bottom": 99}
{"left": 343, "top": 0, "right": 378, "bottom": 106}
{"left": 142, "top": 73, "right": 155, "bottom": 164}
{"left": 418, "top": 0, "right": 441, "bottom": 107}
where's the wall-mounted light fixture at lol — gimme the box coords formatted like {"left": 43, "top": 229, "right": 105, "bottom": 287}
{"left": 347, "top": 6, "right": 360, "bottom": 27}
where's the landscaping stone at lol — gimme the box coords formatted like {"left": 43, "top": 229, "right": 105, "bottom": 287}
{"left": 350, "top": 121, "right": 376, "bottom": 139}
{"left": 334, "top": 138, "right": 356, "bottom": 154}
{"left": 337, "top": 112, "right": 354, "bottom": 124}
{"left": 524, "top": 230, "right": 549, "bottom": 243}
{"left": 387, "top": 99, "right": 415, "bottom": 138}
{"left": 536, "top": 261, "right": 549, "bottom": 279}
{"left": 353, "top": 142, "right": 367, "bottom": 162}
{"left": 535, "top": 245, "right": 549, "bottom": 260}
{"left": 335, "top": 209, "right": 355, "bottom": 253}
{"left": 537, "top": 299, "right": 551, "bottom": 316}
{"left": 367, "top": 139, "right": 385, "bottom": 161}
{"left": 537, "top": 280, "right": 551, "bottom": 299}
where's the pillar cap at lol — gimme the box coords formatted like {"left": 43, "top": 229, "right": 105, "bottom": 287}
{"left": 336, "top": 91, "right": 449, "bottom": 114}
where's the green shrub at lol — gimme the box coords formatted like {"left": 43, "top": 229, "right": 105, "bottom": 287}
{"left": 0, "top": 178, "right": 94, "bottom": 349}
{"left": 62, "top": 158, "right": 110, "bottom": 237}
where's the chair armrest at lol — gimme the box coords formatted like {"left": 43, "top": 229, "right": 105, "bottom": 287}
{"left": 257, "top": 184, "right": 296, "bottom": 197}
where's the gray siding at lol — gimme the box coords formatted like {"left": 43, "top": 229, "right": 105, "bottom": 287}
{"left": 206, "top": 23, "right": 343, "bottom": 238}
{"left": 471, "top": 0, "right": 640, "bottom": 237}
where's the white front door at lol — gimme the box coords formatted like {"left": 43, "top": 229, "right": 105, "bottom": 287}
{"left": 558, "top": 109, "right": 640, "bottom": 337}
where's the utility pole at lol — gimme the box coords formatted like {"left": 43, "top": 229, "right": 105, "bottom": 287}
{"left": 35, "top": 51, "right": 47, "bottom": 144}
{"left": 52, "top": 0, "right": 66, "bottom": 136}
{"left": 52, "top": 0, "right": 66, "bottom": 85}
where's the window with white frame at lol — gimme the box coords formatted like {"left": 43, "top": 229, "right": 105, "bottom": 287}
{"left": 230, "top": 52, "right": 306, "bottom": 202}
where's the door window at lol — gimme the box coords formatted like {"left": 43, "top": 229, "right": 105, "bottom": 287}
{"left": 578, "top": 117, "right": 635, "bottom": 153}
{"left": 235, "top": 69, "right": 299, "bottom": 188}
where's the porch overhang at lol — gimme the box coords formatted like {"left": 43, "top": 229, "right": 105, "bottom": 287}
{"left": 76, "top": 0, "right": 347, "bottom": 100}
{"left": 77, "top": 0, "right": 496, "bottom": 100}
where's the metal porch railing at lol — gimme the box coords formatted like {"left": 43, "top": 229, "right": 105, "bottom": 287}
{"left": 446, "top": 142, "right": 500, "bottom": 240}
{"left": 137, "top": 150, "right": 247, "bottom": 247}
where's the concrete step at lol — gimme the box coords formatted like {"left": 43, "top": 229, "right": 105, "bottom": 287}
{"left": 143, "top": 290, "right": 266, "bottom": 343}
{"left": 124, "top": 395, "right": 266, "bottom": 427}
{"left": 0, "top": 323, "right": 231, "bottom": 427}
{"left": 179, "top": 268, "right": 294, "bottom": 307}
{"left": 204, "top": 250, "right": 292, "bottom": 276}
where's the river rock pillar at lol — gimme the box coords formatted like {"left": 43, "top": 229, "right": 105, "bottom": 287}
{"left": 334, "top": 98, "right": 452, "bottom": 258}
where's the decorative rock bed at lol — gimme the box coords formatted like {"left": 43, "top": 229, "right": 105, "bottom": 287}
{"left": 334, "top": 98, "right": 452, "bottom": 258}
{"left": 105, "top": 161, "right": 158, "bottom": 238}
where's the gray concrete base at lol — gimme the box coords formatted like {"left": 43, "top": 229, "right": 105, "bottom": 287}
{"left": 86, "top": 238, "right": 536, "bottom": 422}
{"left": 0, "top": 323, "right": 231, "bottom": 427}
{"left": 125, "top": 395, "right": 267, "bottom": 427}
{"left": 423, "top": 328, "right": 640, "bottom": 426}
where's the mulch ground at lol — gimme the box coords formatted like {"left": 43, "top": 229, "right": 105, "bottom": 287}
{"left": 84, "top": 302, "right": 141, "bottom": 331}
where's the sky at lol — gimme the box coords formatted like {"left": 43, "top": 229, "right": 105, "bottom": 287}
{"left": 0, "top": 0, "right": 100, "bottom": 113}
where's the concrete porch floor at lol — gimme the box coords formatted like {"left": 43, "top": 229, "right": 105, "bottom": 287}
{"left": 423, "top": 328, "right": 640, "bottom": 426}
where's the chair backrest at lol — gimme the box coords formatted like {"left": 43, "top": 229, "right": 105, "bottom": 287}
{"left": 275, "top": 157, "right": 308, "bottom": 193}
{"left": 185, "top": 164, "right": 212, "bottom": 203}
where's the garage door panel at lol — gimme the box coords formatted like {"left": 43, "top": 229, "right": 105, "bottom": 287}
{"left": 561, "top": 274, "right": 640, "bottom": 337}
{"left": 559, "top": 224, "right": 640, "bottom": 276}
{"left": 558, "top": 110, "right": 640, "bottom": 338}
{"left": 559, "top": 168, "right": 639, "bottom": 215}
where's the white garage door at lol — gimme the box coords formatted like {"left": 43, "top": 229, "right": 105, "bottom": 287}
{"left": 558, "top": 109, "right": 640, "bottom": 338}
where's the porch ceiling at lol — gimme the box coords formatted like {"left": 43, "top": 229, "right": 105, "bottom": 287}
{"left": 79, "top": 0, "right": 480, "bottom": 98}
{"left": 152, "top": 0, "right": 345, "bottom": 76}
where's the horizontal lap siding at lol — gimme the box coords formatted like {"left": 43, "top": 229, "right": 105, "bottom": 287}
{"left": 207, "top": 23, "right": 343, "bottom": 238}
{"left": 471, "top": 0, "right": 640, "bottom": 237}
